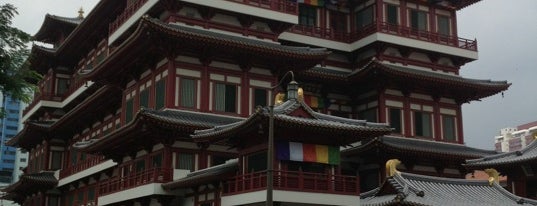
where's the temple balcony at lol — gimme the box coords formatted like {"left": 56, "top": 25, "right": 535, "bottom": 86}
{"left": 221, "top": 170, "right": 359, "bottom": 206}
{"left": 57, "top": 158, "right": 117, "bottom": 187}
{"left": 183, "top": 0, "right": 298, "bottom": 23}
{"left": 108, "top": 0, "right": 158, "bottom": 45}
{"left": 281, "top": 21, "right": 478, "bottom": 59}
{"left": 97, "top": 167, "right": 183, "bottom": 205}
{"left": 22, "top": 39, "right": 108, "bottom": 122}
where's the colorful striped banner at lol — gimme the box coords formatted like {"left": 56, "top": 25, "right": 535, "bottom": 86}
{"left": 277, "top": 142, "right": 340, "bottom": 165}
{"left": 297, "top": 0, "right": 325, "bottom": 7}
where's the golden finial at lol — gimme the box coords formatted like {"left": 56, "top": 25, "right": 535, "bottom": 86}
{"left": 484, "top": 168, "right": 500, "bottom": 186}
{"left": 78, "top": 7, "right": 84, "bottom": 19}
{"left": 297, "top": 87, "right": 304, "bottom": 101}
{"left": 274, "top": 92, "right": 285, "bottom": 105}
{"left": 385, "top": 159, "right": 401, "bottom": 177}
{"left": 533, "top": 132, "right": 537, "bottom": 140}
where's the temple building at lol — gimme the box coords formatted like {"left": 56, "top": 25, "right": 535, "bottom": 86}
{"left": 1, "top": 0, "right": 513, "bottom": 205}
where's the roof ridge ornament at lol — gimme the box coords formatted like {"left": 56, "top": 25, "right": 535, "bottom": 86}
{"left": 78, "top": 7, "right": 84, "bottom": 19}
{"left": 386, "top": 159, "right": 401, "bottom": 177}
{"left": 484, "top": 168, "right": 500, "bottom": 186}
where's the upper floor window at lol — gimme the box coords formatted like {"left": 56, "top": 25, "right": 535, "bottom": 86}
{"left": 176, "top": 153, "right": 194, "bottom": 171}
{"left": 214, "top": 83, "right": 237, "bottom": 113}
{"left": 155, "top": 79, "right": 166, "bottom": 110}
{"left": 389, "top": 108, "right": 402, "bottom": 134}
{"left": 437, "top": 15, "right": 450, "bottom": 36}
{"left": 125, "top": 96, "right": 134, "bottom": 123}
{"left": 51, "top": 151, "right": 62, "bottom": 170}
{"left": 330, "top": 11, "right": 347, "bottom": 32}
{"left": 359, "top": 108, "right": 377, "bottom": 123}
{"left": 410, "top": 10, "right": 428, "bottom": 31}
{"left": 442, "top": 115, "right": 456, "bottom": 141}
{"left": 139, "top": 81, "right": 151, "bottom": 109}
{"left": 247, "top": 152, "right": 267, "bottom": 172}
{"left": 386, "top": 4, "right": 398, "bottom": 25}
{"left": 356, "top": 6, "right": 374, "bottom": 28}
{"left": 253, "top": 88, "right": 268, "bottom": 108}
{"left": 56, "top": 77, "right": 70, "bottom": 96}
{"left": 299, "top": 5, "right": 317, "bottom": 27}
{"left": 414, "top": 111, "right": 432, "bottom": 137}
{"left": 179, "top": 78, "right": 196, "bottom": 108}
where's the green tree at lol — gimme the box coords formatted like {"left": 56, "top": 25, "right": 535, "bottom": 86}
{"left": 0, "top": 4, "right": 41, "bottom": 107}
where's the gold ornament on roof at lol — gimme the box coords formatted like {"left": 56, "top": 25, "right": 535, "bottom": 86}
{"left": 297, "top": 87, "right": 304, "bottom": 101}
{"left": 484, "top": 168, "right": 500, "bottom": 186}
{"left": 78, "top": 7, "right": 84, "bottom": 18}
{"left": 533, "top": 131, "right": 537, "bottom": 139}
{"left": 274, "top": 92, "right": 285, "bottom": 105}
{"left": 386, "top": 159, "right": 401, "bottom": 177}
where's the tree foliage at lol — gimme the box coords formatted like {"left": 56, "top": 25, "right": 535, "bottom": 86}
{"left": 0, "top": 4, "right": 42, "bottom": 105}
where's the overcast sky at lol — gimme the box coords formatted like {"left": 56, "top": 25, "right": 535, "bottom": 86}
{"left": 5, "top": 0, "right": 536, "bottom": 149}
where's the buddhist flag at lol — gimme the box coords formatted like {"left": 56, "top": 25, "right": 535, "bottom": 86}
{"left": 297, "top": 0, "right": 325, "bottom": 7}
{"left": 277, "top": 142, "right": 340, "bottom": 165}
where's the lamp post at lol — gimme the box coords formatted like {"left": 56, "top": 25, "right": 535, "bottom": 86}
{"left": 267, "top": 71, "right": 297, "bottom": 206}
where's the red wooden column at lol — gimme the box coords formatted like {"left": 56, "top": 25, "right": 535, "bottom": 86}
{"left": 456, "top": 104, "right": 464, "bottom": 144}
{"left": 400, "top": 1, "right": 407, "bottom": 28}
{"left": 403, "top": 92, "right": 412, "bottom": 137}
{"left": 166, "top": 58, "right": 176, "bottom": 108}
{"left": 433, "top": 97, "right": 441, "bottom": 141}
{"left": 376, "top": 0, "right": 383, "bottom": 27}
{"left": 377, "top": 89, "right": 387, "bottom": 123}
{"left": 200, "top": 59, "right": 211, "bottom": 112}
{"left": 240, "top": 67, "right": 250, "bottom": 116}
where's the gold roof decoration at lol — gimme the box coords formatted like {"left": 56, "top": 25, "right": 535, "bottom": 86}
{"left": 484, "top": 168, "right": 500, "bottom": 186}
{"left": 386, "top": 159, "right": 401, "bottom": 177}
{"left": 78, "top": 7, "right": 84, "bottom": 19}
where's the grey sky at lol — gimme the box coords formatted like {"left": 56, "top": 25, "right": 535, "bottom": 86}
{"left": 6, "top": 0, "right": 535, "bottom": 149}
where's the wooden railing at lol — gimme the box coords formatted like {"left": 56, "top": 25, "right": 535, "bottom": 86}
{"left": 98, "top": 167, "right": 173, "bottom": 196}
{"left": 224, "top": 170, "right": 359, "bottom": 195}
{"left": 59, "top": 155, "right": 107, "bottom": 179}
{"left": 109, "top": 0, "right": 149, "bottom": 34}
{"left": 23, "top": 40, "right": 108, "bottom": 116}
{"left": 288, "top": 21, "right": 478, "bottom": 51}
{"left": 224, "top": 0, "right": 298, "bottom": 15}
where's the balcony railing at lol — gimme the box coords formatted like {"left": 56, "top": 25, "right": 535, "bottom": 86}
{"left": 98, "top": 167, "right": 173, "bottom": 196}
{"left": 23, "top": 40, "right": 108, "bottom": 116}
{"left": 224, "top": 0, "right": 298, "bottom": 15}
{"left": 288, "top": 21, "right": 477, "bottom": 51}
{"left": 59, "top": 155, "right": 106, "bottom": 179}
{"left": 109, "top": 0, "right": 149, "bottom": 34}
{"left": 224, "top": 170, "right": 359, "bottom": 196}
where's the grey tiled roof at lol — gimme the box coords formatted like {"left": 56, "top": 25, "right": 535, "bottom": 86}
{"left": 47, "top": 14, "right": 83, "bottom": 25}
{"left": 73, "top": 108, "right": 244, "bottom": 150}
{"left": 343, "top": 136, "right": 498, "bottom": 158}
{"left": 361, "top": 172, "right": 537, "bottom": 206}
{"left": 465, "top": 139, "right": 537, "bottom": 168}
{"left": 2, "top": 171, "right": 57, "bottom": 193}
{"left": 192, "top": 99, "right": 391, "bottom": 140}
{"left": 162, "top": 159, "right": 238, "bottom": 190}
{"left": 148, "top": 17, "right": 330, "bottom": 57}
{"left": 142, "top": 108, "right": 245, "bottom": 128}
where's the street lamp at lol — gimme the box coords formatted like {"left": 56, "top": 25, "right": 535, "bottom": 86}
{"left": 267, "top": 71, "right": 297, "bottom": 206}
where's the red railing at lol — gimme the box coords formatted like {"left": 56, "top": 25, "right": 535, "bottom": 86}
{"left": 288, "top": 21, "right": 478, "bottom": 51}
{"left": 98, "top": 167, "right": 173, "bottom": 196}
{"left": 109, "top": 0, "right": 149, "bottom": 34}
{"left": 23, "top": 40, "right": 108, "bottom": 116}
{"left": 224, "top": 170, "right": 359, "bottom": 195}
{"left": 59, "top": 155, "right": 107, "bottom": 179}
{"left": 224, "top": 0, "right": 298, "bottom": 15}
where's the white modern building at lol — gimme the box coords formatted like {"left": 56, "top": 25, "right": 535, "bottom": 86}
{"left": 494, "top": 121, "right": 537, "bottom": 152}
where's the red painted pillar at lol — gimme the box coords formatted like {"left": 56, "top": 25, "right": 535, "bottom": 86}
{"left": 403, "top": 93, "right": 412, "bottom": 137}
{"left": 433, "top": 98, "right": 441, "bottom": 141}
{"left": 456, "top": 104, "right": 464, "bottom": 144}
{"left": 166, "top": 59, "right": 176, "bottom": 108}
{"left": 241, "top": 71, "right": 250, "bottom": 116}
{"left": 377, "top": 89, "right": 386, "bottom": 123}
{"left": 200, "top": 60, "right": 211, "bottom": 112}
{"left": 400, "top": 1, "right": 407, "bottom": 27}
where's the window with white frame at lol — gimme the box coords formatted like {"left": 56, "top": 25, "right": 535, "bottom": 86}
{"left": 386, "top": 4, "right": 398, "bottom": 25}
{"left": 179, "top": 78, "right": 196, "bottom": 108}
{"left": 389, "top": 108, "right": 402, "bottom": 134}
{"left": 414, "top": 111, "right": 432, "bottom": 137}
{"left": 442, "top": 115, "right": 456, "bottom": 141}
{"left": 214, "top": 83, "right": 237, "bottom": 113}
{"left": 410, "top": 9, "right": 428, "bottom": 31}
{"left": 437, "top": 15, "right": 450, "bottom": 36}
